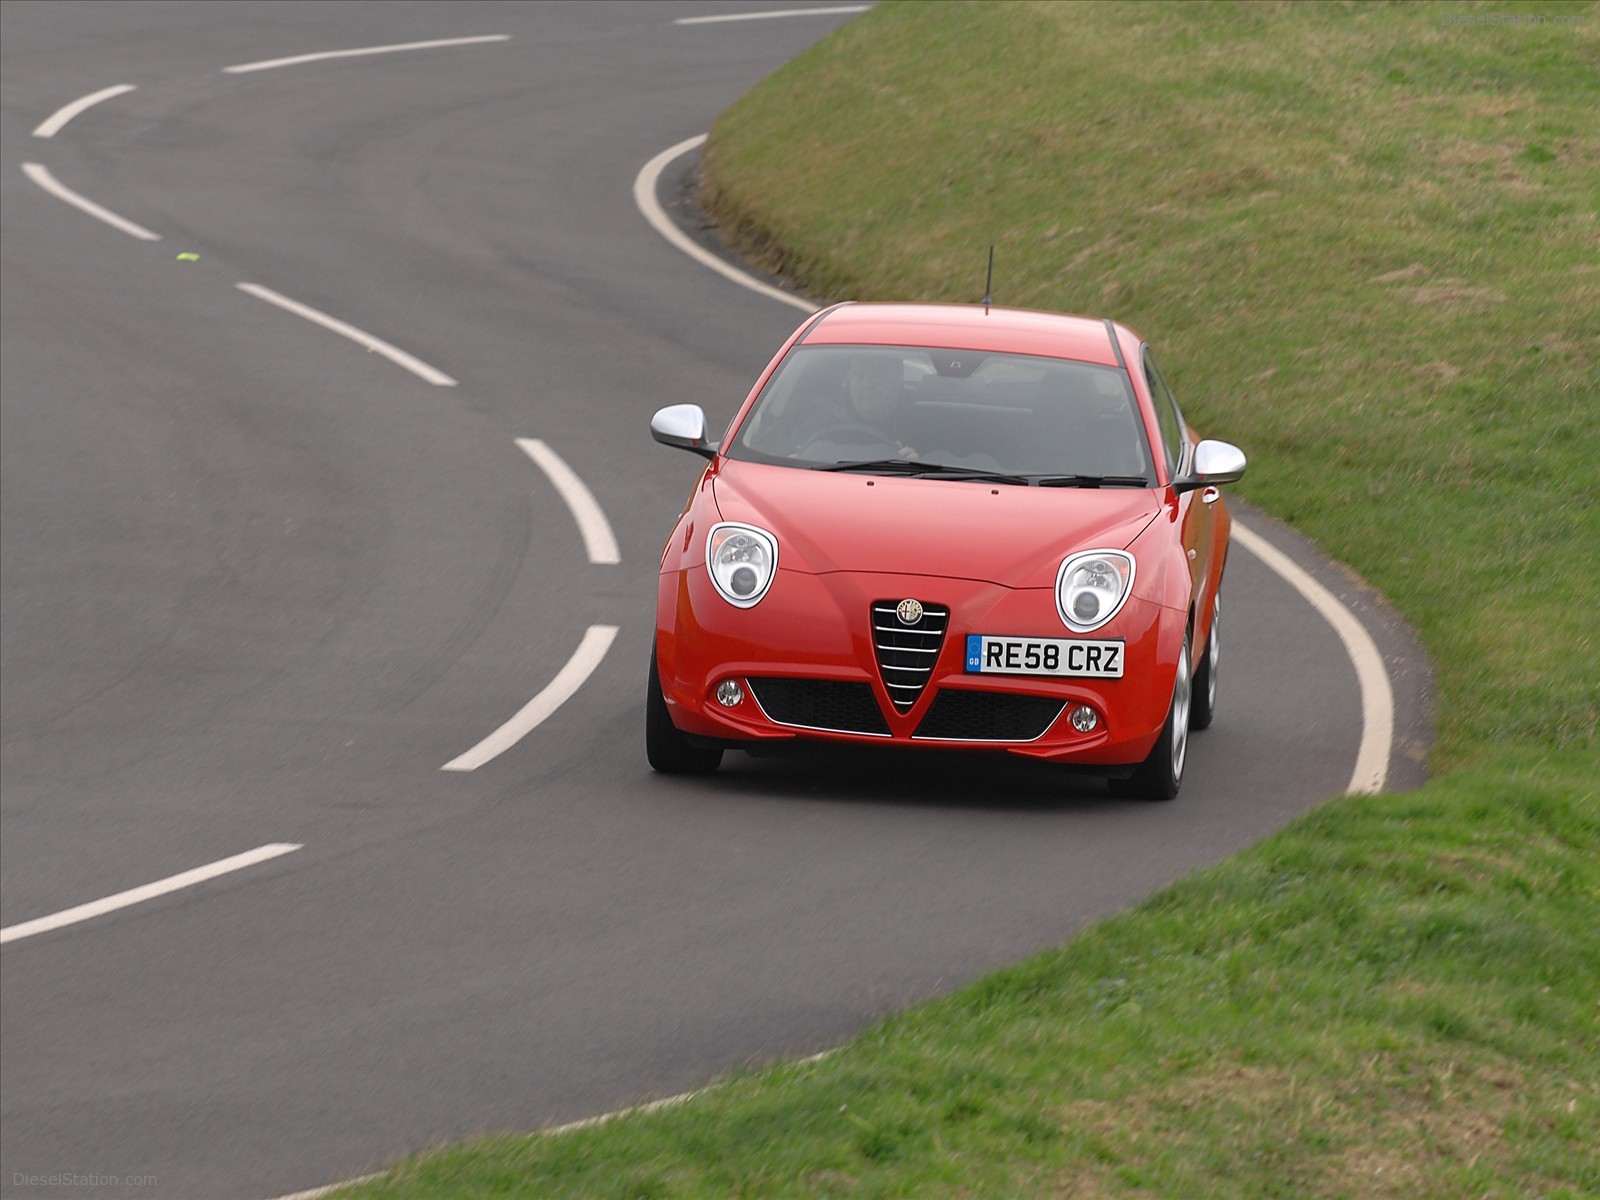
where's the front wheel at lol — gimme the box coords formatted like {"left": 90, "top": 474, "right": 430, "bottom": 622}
{"left": 1108, "top": 631, "right": 1192, "bottom": 802}
{"left": 1189, "top": 593, "right": 1220, "bottom": 731}
{"left": 646, "top": 650, "right": 724, "bottom": 774}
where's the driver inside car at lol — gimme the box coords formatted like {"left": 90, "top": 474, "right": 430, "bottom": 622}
{"left": 795, "top": 352, "right": 917, "bottom": 459}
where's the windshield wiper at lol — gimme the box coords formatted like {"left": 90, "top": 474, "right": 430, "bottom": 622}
{"left": 1034, "top": 474, "right": 1151, "bottom": 488}
{"left": 814, "top": 459, "right": 1031, "bottom": 485}
{"left": 813, "top": 457, "right": 924, "bottom": 473}
{"left": 811, "top": 460, "right": 1148, "bottom": 488}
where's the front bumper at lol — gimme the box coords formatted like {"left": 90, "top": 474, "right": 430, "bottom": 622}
{"left": 656, "top": 565, "right": 1181, "bottom": 766}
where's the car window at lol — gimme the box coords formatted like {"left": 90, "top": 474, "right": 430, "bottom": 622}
{"left": 725, "top": 345, "right": 1155, "bottom": 482}
{"left": 1143, "top": 350, "right": 1187, "bottom": 475}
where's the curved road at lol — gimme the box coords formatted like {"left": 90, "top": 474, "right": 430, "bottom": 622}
{"left": 0, "top": 4, "right": 1429, "bottom": 1197}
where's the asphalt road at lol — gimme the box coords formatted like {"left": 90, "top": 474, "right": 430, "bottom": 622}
{"left": 0, "top": 4, "right": 1431, "bottom": 1197}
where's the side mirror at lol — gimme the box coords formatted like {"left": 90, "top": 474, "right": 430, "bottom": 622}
{"left": 1173, "top": 439, "right": 1246, "bottom": 494}
{"left": 651, "top": 404, "right": 717, "bottom": 459}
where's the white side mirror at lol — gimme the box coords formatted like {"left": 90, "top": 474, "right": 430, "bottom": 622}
{"left": 651, "top": 404, "right": 716, "bottom": 459}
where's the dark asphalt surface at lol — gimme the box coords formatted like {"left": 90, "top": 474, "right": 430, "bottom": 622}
{"left": 0, "top": 4, "right": 1431, "bottom": 1197}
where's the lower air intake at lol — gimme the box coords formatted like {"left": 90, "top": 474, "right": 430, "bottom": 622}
{"left": 747, "top": 678, "right": 890, "bottom": 736}
{"left": 913, "top": 690, "right": 1066, "bottom": 742}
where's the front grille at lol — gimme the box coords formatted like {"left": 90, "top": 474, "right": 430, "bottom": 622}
{"left": 913, "top": 689, "right": 1066, "bottom": 742}
{"left": 747, "top": 678, "right": 890, "bottom": 736}
{"left": 871, "top": 601, "right": 949, "bottom": 713}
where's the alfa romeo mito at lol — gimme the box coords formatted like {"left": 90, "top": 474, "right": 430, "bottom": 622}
{"left": 647, "top": 303, "right": 1245, "bottom": 799}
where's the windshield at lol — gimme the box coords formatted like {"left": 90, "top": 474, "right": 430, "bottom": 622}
{"left": 724, "top": 345, "right": 1155, "bottom": 484}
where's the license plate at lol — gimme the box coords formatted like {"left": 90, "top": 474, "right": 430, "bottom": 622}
{"left": 965, "top": 635, "right": 1125, "bottom": 678}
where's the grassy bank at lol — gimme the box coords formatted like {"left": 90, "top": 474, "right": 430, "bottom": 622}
{"left": 700, "top": 0, "right": 1597, "bottom": 771}
{"left": 343, "top": 3, "right": 1596, "bottom": 1195}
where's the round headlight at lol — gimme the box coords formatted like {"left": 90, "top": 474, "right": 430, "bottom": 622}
{"left": 1056, "top": 550, "right": 1135, "bottom": 632}
{"left": 706, "top": 523, "right": 778, "bottom": 608}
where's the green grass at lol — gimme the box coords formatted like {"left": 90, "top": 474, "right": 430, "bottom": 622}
{"left": 338, "top": 2, "right": 1598, "bottom": 1195}
{"left": 699, "top": 0, "right": 1599, "bottom": 770}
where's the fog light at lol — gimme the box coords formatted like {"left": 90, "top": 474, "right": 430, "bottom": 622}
{"left": 1069, "top": 705, "right": 1099, "bottom": 733}
{"left": 715, "top": 679, "right": 744, "bottom": 708}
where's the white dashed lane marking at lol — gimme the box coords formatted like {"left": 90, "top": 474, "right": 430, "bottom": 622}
{"left": 0, "top": 844, "right": 303, "bottom": 945}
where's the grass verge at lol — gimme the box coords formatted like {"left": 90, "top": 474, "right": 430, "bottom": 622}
{"left": 340, "top": 3, "right": 1597, "bottom": 1195}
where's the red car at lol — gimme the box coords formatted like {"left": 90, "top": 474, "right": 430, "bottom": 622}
{"left": 647, "top": 303, "right": 1245, "bottom": 799}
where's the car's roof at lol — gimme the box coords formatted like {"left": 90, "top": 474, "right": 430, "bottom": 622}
{"left": 801, "top": 303, "right": 1131, "bottom": 368}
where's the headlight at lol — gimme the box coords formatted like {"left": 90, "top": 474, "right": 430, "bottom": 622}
{"left": 1056, "top": 550, "right": 1136, "bottom": 632}
{"left": 706, "top": 523, "right": 778, "bottom": 608}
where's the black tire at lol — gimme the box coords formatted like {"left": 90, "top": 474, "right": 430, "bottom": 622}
{"left": 1189, "top": 593, "right": 1220, "bottom": 732}
{"left": 646, "top": 650, "right": 724, "bottom": 774}
{"left": 1108, "top": 631, "right": 1192, "bottom": 802}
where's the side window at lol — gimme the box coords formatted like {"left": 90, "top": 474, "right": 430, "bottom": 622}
{"left": 1143, "top": 351, "right": 1186, "bottom": 475}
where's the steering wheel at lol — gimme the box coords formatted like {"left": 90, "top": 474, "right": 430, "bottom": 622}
{"left": 799, "top": 424, "right": 894, "bottom": 453}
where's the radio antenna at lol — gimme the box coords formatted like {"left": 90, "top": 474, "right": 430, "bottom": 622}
{"left": 982, "top": 245, "right": 995, "bottom": 313}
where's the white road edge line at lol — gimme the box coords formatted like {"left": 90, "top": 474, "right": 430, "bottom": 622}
{"left": 540, "top": 1049, "right": 834, "bottom": 1136}
{"left": 633, "top": 135, "right": 816, "bottom": 313}
{"left": 442, "top": 625, "right": 620, "bottom": 771}
{"left": 0, "top": 844, "right": 303, "bottom": 946}
{"left": 1229, "top": 522, "right": 1393, "bottom": 793}
{"left": 21, "top": 162, "right": 161, "bottom": 241}
{"left": 675, "top": 5, "right": 870, "bottom": 24}
{"left": 638, "top": 133, "right": 1399, "bottom": 796}
{"left": 33, "top": 83, "right": 137, "bottom": 138}
{"left": 515, "top": 438, "right": 622, "bottom": 565}
{"left": 264, "top": 1093, "right": 695, "bottom": 1200}
{"left": 267, "top": 1052, "right": 835, "bottom": 1198}
{"left": 542, "top": 1086, "right": 701, "bottom": 1136}
{"left": 223, "top": 34, "right": 511, "bottom": 75}
{"left": 269, "top": 1176, "right": 381, "bottom": 1200}
{"left": 235, "top": 283, "right": 458, "bottom": 386}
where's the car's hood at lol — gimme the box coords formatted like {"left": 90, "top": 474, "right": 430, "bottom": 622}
{"left": 711, "top": 460, "right": 1162, "bottom": 588}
